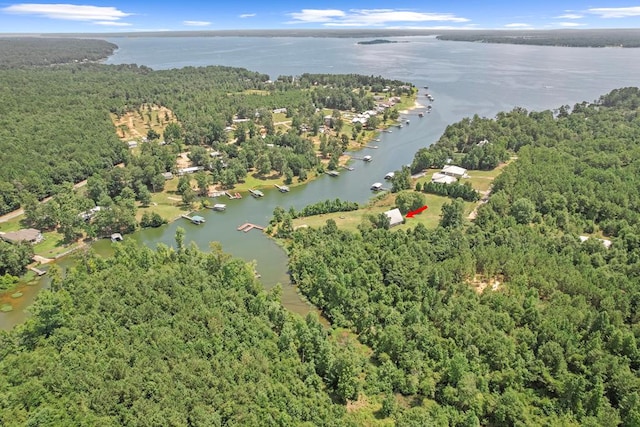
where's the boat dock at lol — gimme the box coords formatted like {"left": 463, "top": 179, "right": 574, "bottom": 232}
{"left": 225, "top": 191, "right": 242, "bottom": 199}
{"left": 29, "top": 266, "right": 47, "bottom": 276}
{"left": 274, "top": 184, "right": 290, "bottom": 192}
{"left": 326, "top": 170, "right": 340, "bottom": 177}
{"left": 351, "top": 155, "right": 373, "bottom": 162}
{"left": 182, "top": 214, "right": 206, "bottom": 224}
{"left": 237, "top": 223, "right": 265, "bottom": 233}
{"left": 363, "top": 144, "right": 378, "bottom": 149}
{"left": 249, "top": 189, "right": 264, "bottom": 198}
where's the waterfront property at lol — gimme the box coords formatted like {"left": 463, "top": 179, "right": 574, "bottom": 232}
{"left": 431, "top": 172, "right": 458, "bottom": 184}
{"left": 441, "top": 165, "right": 468, "bottom": 178}
{"left": 384, "top": 208, "right": 404, "bottom": 227}
{"left": 0, "top": 228, "right": 43, "bottom": 244}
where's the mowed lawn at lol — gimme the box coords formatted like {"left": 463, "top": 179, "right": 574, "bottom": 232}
{"left": 292, "top": 192, "right": 473, "bottom": 233}
{"left": 293, "top": 159, "right": 511, "bottom": 233}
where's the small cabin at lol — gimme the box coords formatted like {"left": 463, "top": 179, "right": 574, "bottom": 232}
{"left": 371, "top": 182, "right": 383, "bottom": 191}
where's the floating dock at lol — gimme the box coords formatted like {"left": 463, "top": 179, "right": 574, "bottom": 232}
{"left": 237, "top": 223, "right": 265, "bottom": 233}
{"left": 211, "top": 203, "right": 226, "bottom": 211}
{"left": 274, "top": 184, "right": 290, "bottom": 192}
{"left": 249, "top": 189, "right": 264, "bottom": 198}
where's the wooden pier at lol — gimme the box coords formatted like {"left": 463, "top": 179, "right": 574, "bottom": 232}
{"left": 237, "top": 223, "right": 265, "bottom": 233}
{"left": 29, "top": 266, "right": 46, "bottom": 276}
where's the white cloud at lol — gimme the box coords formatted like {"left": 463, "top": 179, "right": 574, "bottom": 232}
{"left": 183, "top": 20, "right": 211, "bottom": 27}
{"left": 93, "top": 21, "right": 131, "bottom": 26}
{"left": 287, "top": 8, "right": 469, "bottom": 26}
{"left": 3, "top": 3, "right": 131, "bottom": 21}
{"left": 555, "top": 13, "right": 583, "bottom": 19}
{"left": 557, "top": 22, "right": 585, "bottom": 27}
{"left": 587, "top": 6, "right": 640, "bottom": 18}
{"left": 239, "top": 13, "right": 256, "bottom": 18}
{"left": 288, "top": 9, "right": 345, "bottom": 23}
{"left": 504, "top": 23, "right": 532, "bottom": 28}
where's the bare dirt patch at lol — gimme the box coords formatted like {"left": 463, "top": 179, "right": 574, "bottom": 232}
{"left": 467, "top": 274, "right": 503, "bottom": 293}
{"left": 111, "top": 104, "right": 177, "bottom": 141}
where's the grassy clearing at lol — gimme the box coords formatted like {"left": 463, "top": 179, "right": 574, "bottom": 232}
{"left": 292, "top": 191, "right": 459, "bottom": 232}
{"left": 0, "top": 217, "right": 23, "bottom": 233}
{"left": 32, "top": 232, "right": 82, "bottom": 259}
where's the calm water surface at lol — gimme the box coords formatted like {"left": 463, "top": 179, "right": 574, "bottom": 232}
{"left": 3, "top": 37, "right": 639, "bottom": 329}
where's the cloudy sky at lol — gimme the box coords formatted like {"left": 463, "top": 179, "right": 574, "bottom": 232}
{"left": 1, "top": 1, "right": 639, "bottom": 33}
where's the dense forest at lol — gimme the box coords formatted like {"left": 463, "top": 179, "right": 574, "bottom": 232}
{"left": 0, "top": 37, "right": 117, "bottom": 68}
{"left": 0, "top": 239, "right": 367, "bottom": 425}
{"left": 287, "top": 88, "right": 640, "bottom": 425}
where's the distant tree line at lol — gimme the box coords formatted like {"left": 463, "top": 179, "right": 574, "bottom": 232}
{"left": 437, "top": 29, "right": 640, "bottom": 48}
{"left": 0, "top": 37, "right": 117, "bottom": 68}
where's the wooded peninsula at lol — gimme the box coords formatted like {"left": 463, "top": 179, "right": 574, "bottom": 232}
{"left": 0, "top": 38, "right": 639, "bottom": 426}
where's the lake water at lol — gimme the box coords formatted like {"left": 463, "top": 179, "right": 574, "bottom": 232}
{"left": 3, "top": 36, "right": 640, "bottom": 329}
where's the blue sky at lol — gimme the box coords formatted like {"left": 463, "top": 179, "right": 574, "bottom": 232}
{"left": 1, "top": 1, "right": 640, "bottom": 33}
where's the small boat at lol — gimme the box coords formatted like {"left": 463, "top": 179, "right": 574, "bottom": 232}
{"left": 249, "top": 189, "right": 264, "bottom": 198}
{"left": 406, "top": 119, "right": 410, "bottom": 124}
{"left": 363, "top": 155, "right": 373, "bottom": 162}
{"left": 371, "top": 182, "right": 383, "bottom": 191}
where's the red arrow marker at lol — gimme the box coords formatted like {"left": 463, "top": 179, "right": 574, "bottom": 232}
{"left": 406, "top": 205, "right": 428, "bottom": 218}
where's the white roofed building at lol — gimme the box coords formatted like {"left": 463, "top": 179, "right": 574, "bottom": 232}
{"left": 441, "top": 165, "right": 468, "bottom": 178}
{"left": 384, "top": 208, "right": 404, "bottom": 227}
{"left": 431, "top": 173, "right": 458, "bottom": 184}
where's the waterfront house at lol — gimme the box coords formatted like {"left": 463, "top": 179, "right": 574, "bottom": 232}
{"left": 441, "top": 165, "right": 468, "bottom": 178}
{"left": 431, "top": 173, "right": 458, "bottom": 185}
{"left": 0, "top": 228, "right": 43, "bottom": 244}
{"left": 384, "top": 208, "right": 404, "bottom": 227}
